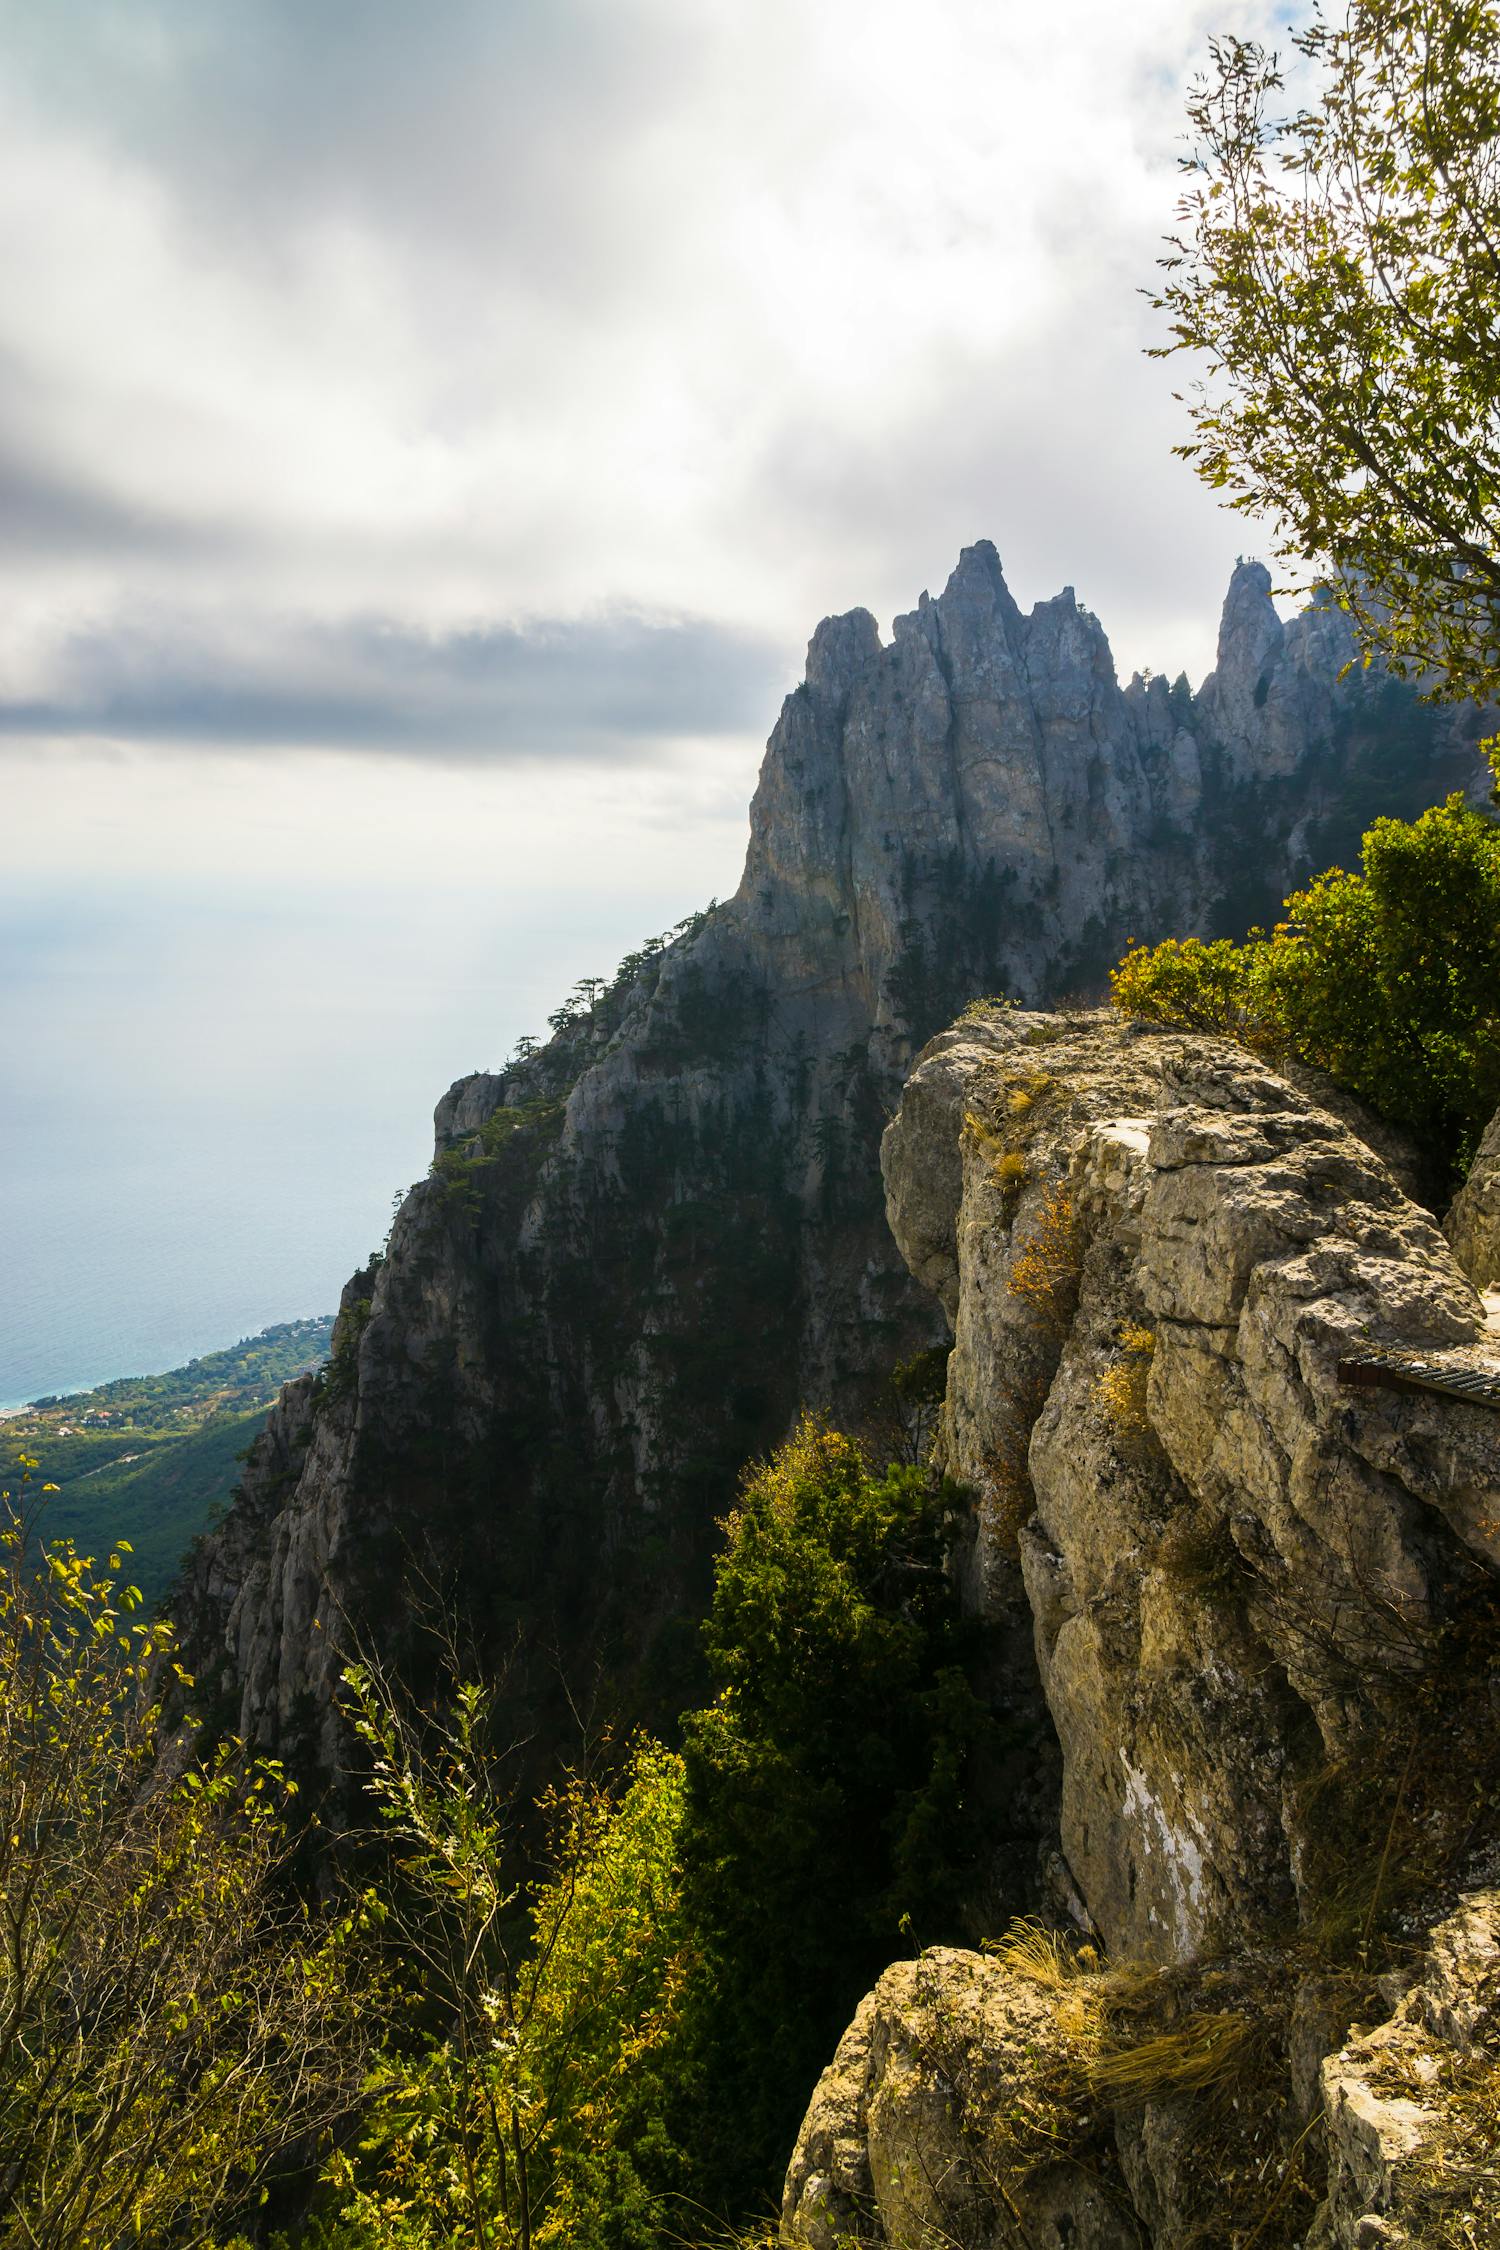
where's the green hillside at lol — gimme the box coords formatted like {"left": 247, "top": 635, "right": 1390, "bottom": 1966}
{"left": 2, "top": 1317, "right": 333, "bottom": 1610}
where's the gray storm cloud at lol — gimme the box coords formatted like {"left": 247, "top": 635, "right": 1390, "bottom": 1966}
{"left": 0, "top": 0, "right": 1277, "bottom": 767}
{"left": 0, "top": 611, "right": 785, "bottom": 761}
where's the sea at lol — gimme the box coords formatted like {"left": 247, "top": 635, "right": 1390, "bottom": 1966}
{"left": 1, "top": 739, "right": 757, "bottom": 1413}
{"left": 1, "top": 880, "right": 717, "bottom": 1411}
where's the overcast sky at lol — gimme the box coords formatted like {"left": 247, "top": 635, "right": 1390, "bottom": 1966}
{"left": 1, "top": 0, "right": 1291, "bottom": 1397}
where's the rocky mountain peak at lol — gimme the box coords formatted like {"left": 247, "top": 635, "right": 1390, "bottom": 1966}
{"left": 168, "top": 542, "right": 1491, "bottom": 1795}
{"left": 1213, "top": 554, "right": 1283, "bottom": 675}
{"left": 802, "top": 604, "right": 881, "bottom": 704}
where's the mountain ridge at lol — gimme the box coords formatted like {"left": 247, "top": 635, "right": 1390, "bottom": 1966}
{"left": 167, "top": 541, "right": 1493, "bottom": 1783}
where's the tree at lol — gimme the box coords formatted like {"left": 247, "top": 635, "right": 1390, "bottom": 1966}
{"left": 319, "top": 1660, "right": 694, "bottom": 2250}
{"left": 1157, "top": 0, "right": 1500, "bottom": 706}
{"left": 0, "top": 1461, "right": 366, "bottom": 2250}
{"left": 675, "top": 1419, "right": 987, "bottom": 2216}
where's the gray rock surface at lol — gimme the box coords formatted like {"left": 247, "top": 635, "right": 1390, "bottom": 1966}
{"left": 1317, "top": 1890, "right": 1500, "bottom": 2246}
{"left": 785, "top": 1010, "right": 1500, "bottom": 2247}
{"left": 883, "top": 1010, "right": 1500, "bottom": 1965}
{"left": 781, "top": 1948, "right": 1141, "bottom": 2250}
{"left": 1447, "top": 1101, "right": 1500, "bottom": 1289}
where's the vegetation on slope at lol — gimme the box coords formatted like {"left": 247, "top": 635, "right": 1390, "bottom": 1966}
{"left": 1, "top": 1410, "right": 986, "bottom": 2248}
{"left": 3, "top": 1317, "right": 333, "bottom": 1607}
{"left": 0, "top": 1458, "right": 367, "bottom": 2250}
{"left": 1111, "top": 792, "right": 1500, "bottom": 1178}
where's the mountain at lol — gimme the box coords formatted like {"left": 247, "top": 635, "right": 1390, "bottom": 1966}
{"left": 167, "top": 542, "right": 1492, "bottom": 1780}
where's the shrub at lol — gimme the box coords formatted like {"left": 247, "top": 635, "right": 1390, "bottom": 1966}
{"left": 1007, "top": 1184, "right": 1082, "bottom": 1332}
{"left": 1094, "top": 1324, "right": 1155, "bottom": 1437}
{"left": 315, "top": 1669, "right": 694, "bottom": 2250}
{"left": 1111, "top": 795, "right": 1500, "bottom": 1176}
{"left": 1109, "top": 933, "right": 1261, "bottom": 1037}
{"left": 0, "top": 1462, "right": 367, "bottom": 2250}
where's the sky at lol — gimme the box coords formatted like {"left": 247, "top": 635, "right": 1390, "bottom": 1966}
{"left": 0, "top": 0, "right": 1289, "bottom": 1401}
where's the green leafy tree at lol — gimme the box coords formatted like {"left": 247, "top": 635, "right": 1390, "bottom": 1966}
{"left": 1111, "top": 793, "right": 1500, "bottom": 1172}
{"left": 317, "top": 1662, "right": 694, "bottom": 2250}
{"left": 0, "top": 1459, "right": 366, "bottom": 2250}
{"left": 675, "top": 1419, "right": 986, "bottom": 2218}
{"left": 1157, "top": 0, "right": 1500, "bottom": 708}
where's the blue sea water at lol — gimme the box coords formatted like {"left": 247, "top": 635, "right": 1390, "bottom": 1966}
{"left": 1, "top": 870, "right": 718, "bottom": 1410}
{"left": 0, "top": 1092, "right": 420, "bottom": 1408}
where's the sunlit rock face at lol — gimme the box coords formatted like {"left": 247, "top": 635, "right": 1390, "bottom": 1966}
{"left": 884, "top": 1008, "right": 1499, "bottom": 1965}
{"left": 168, "top": 546, "right": 1489, "bottom": 1783}
{"left": 781, "top": 1008, "right": 1500, "bottom": 2249}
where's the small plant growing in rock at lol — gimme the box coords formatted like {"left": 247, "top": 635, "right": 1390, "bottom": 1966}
{"left": 1007, "top": 1183, "right": 1082, "bottom": 1334}
{"left": 955, "top": 992, "right": 1020, "bottom": 1026}
{"left": 1093, "top": 1323, "right": 1155, "bottom": 1436}
{"left": 963, "top": 1107, "right": 1008, "bottom": 1165}
{"left": 963, "top": 1110, "right": 1029, "bottom": 1211}
{"left": 1005, "top": 1071, "right": 1055, "bottom": 1118}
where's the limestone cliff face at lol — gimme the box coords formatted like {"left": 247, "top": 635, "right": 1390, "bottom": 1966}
{"left": 1448, "top": 1100, "right": 1500, "bottom": 1290}
{"left": 780, "top": 1012, "right": 1500, "bottom": 2248}
{"left": 170, "top": 545, "right": 1488, "bottom": 1778}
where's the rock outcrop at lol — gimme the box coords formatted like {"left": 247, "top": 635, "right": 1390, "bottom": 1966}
{"left": 170, "top": 545, "right": 1490, "bottom": 1782}
{"left": 782, "top": 1947, "right": 1143, "bottom": 2250}
{"left": 1319, "top": 1888, "right": 1500, "bottom": 2244}
{"left": 1447, "top": 1101, "right": 1500, "bottom": 1291}
{"left": 781, "top": 1010, "right": 1500, "bottom": 2247}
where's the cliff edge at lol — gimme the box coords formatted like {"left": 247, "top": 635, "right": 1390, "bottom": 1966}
{"left": 781, "top": 1011, "right": 1500, "bottom": 2247}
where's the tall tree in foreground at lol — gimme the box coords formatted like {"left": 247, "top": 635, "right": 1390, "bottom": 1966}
{"left": 677, "top": 1420, "right": 987, "bottom": 2218}
{"left": 0, "top": 1460, "right": 367, "bottom": 2250}
{"left": 1157, "top": 0, "right": 1500, "bottom": 707}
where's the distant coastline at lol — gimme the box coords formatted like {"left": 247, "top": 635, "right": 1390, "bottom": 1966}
{"left": 2, "top": 1315, "right": 335, "bottom": 1607}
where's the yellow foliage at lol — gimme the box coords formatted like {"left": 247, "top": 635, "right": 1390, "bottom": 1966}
{"left": 1094, "top": 1324, "right": 1155, "bottom": 1434}
{"left": 0, "top": 1461, "right": 366, "bottom": 2248}
{"left": 1007, "top": 1184, "right": 1082, "bottom": 1330}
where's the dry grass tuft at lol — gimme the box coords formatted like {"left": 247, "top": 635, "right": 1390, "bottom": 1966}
{"left": 1007, "top": 1183, "right": 1082, "bottom": 1331}
{"left": 987, "top": 1917, "right": 1098, "bottom": 1990}
{"left": 1089, "top": 2009, "right": 1252, "bottom": 2101}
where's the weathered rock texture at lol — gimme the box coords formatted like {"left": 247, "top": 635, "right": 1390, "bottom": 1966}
{"left": 886, "top": 1011, "right": 1500, "bottom": 1964}
{"left": 1447, "top": 1100, "right": 1500, "bottom": 1291}
{"left": 783, "top": 1907, "right": 1500, "bottom": 2250}
{"left": 784, "top": 1010, "right": 1500, "bottom": 2246}
{"left": 1318, "top": 1888, "right": 1500, "bottom": 2245}
{"left": 782, "top": 1948, "right": 1143, "bottom": 2250}
{"left": 170, "top": 546, "right": 1489, "bottom": 1779}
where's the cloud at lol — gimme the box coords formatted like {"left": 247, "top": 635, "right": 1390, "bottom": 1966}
{"left": 0, "top": 441, "right": 226, "bottom": 564}
{"left": 0, "top": 0, "right": 1291, "bottom": 758}
{"left": 0, "top": 607, "right": 785, "bottom": 761}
